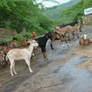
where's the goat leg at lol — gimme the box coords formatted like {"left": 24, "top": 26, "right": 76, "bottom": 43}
{"left": 43, "top": 52, "right": 48, "bottom": 60}
{"left": 50, "top": 40, "right": 54, "bottom": 50}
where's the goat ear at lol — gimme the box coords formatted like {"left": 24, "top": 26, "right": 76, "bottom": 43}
{"left": 27, "top": 43, "right": 30, "bottom": 46}
{"left": 26, "top": 39, "right": 28, "bottom": 42}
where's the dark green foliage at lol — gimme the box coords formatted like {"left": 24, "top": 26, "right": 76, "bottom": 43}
{"left": 0, "top": 0, "right": 54, "bottom": 34}
{"left": 24, "top": 32, "right": 32, "bottom": 38}
{"left": 14, "top": 34, "right": 24, "bottom": 41}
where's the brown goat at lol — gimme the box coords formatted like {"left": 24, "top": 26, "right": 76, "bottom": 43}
{"left": 79, "top": 34, "right": 92, "bottom": 46}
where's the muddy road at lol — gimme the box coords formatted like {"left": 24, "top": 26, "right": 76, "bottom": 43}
{"left": 0, "top": 25, "right": 92, "bottom": 92}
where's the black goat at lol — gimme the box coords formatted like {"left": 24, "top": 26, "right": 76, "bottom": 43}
{"left": 63, "top": 21, "right": 78, "bottom": 27}
{"left": 34, "top": 32, "right": 53, "bottom": 60}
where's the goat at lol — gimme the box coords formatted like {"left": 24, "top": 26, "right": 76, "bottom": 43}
{"left": 54, "top": 20, "right": 81, "bottom": 41}
{"left": 71, "top": 20, "right": 81, "bottom": 39}
{"left": 31, "top": 32, "right": 37, "bottom": 38}
{"left": 54, "top": 25, "right": 73, "bottom": 42}
{"left": 54, "top": 20, "right": 81, "bottom": 40}
{"left": 0, "top": 37, "right": 27, "bottom": 48}
{"left": 79, "top": 34, "right": 92, "bottom": 46}
{"left": 51, "top": 32, "right": 61, "bottom": 43}
{"left": 49, "top": 32, "right": 61, "bottom": 49}
{"left": 6, "top": 40, "right": 38, "bottom": 76}
{"left": 34, "top": 32, "right": 53, "bottom": 60}
{"left": 54, "top": 21, "right": 78, "bottom": 30}
{"left": 6, "top": 38, "right": 28, "bottom": 48}
{"left": 82, "top": 16, "right": 87, "bottom": 25}
{"left": 0, "top": 51, "right": 7, "bottom": 68}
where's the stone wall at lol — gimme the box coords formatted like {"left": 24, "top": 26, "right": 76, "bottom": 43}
{"left": 0, "top": 28, "right": 16, "bottom": 41}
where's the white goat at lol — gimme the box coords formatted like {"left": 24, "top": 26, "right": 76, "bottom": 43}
{"left": 6, "top": 40, "right": 38, "bottom": 76}
{"left": 81, "top": 33, "right": 87, "bottom": 40}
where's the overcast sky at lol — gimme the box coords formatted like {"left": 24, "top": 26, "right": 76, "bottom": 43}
{"left": 37, "top": 0, "right": 72, "bottom": 8}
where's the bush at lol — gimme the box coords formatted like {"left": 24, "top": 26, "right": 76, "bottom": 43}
{"left": 2, "top": 37, "right": 13, "bottom": 43}
{"left": 14, "top": 34, "right": 24, "bottom": 41}
{"left": 0, "top": 0, "right": 54, "bottom": 35}
{"left": 24, "top": 32, "right": 32, "bottom": 38}
{"left": 52, "top": 0, "right": 92, "bottom": 25}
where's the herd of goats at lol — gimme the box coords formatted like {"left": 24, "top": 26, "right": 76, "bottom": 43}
{"left": 0, "top": 19, "right": 91, "bottom": 76}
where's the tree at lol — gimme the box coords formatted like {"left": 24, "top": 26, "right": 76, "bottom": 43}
{"left": 0, "top": 0, "right": 53, "bottom": 33}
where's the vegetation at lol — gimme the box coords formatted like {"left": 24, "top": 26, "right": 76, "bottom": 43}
{"left": 1, "top": 0, "right": 92, "bottom": 42}
{"left": 59, "top": 1, "right": 84, "bottom": 24}
{"left": 46, "top": 0, "right": 92, "bottom": 25}
{"left": 0, "top": 0, "right": 55, "bottom": 42}
{"left": 58, "top": 0, "right": 92, "bottom": 24}
{"left": 46, "top": 0, "right": 81, "bottom": 20}
{"left": 0, "top": 0, "right": 54, "bottom": 34}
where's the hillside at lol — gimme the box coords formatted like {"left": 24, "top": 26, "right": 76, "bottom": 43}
{"left": 60, "top": 0, "right": 92, "bottom": 24}
{"left": 45, "top": 0, "right": 81, "bottom": 20}
{"left": 45, "top": 0, "right": 92, "bottom": 25}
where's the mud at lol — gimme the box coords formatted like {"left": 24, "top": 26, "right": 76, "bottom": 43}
{"left": 0, "top": 25, "right": 92, "bottom": 92}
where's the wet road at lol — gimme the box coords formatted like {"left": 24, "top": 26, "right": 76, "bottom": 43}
{"left": 12, "top": 56, "right": 92, "bottom": 92}
{"left": 0, "top": 25, "right": 92, "bottom": 92}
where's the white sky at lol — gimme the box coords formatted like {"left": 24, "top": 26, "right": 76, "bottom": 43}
{"left": 36, "top": 0, "right": 72, "bottom": 8}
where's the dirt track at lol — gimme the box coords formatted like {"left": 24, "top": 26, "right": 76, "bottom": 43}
{"left": 0, "top": 25, "right": 92, "bottom": 92}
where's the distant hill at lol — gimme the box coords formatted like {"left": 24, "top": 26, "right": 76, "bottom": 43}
{"left": 45, "top": 0, "right": 81, "bottom": 20}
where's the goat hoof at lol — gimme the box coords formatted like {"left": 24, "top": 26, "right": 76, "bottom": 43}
{"left": 15, "top": 72, "right": 18, "bottom": 75}
{"left": 51, "top": 48, "right": 54, "bottom": 50}
{"left": 11, "top": 74, "right": 14, "bottom": 76}
{"left": 32, "top": 53, "right": 35, "bottom": 57}
{"left": 30, "top": 70, "right": 33, "bottom": 73}
{"left": 44, "top": 58, "right": 48, "bottom": 61}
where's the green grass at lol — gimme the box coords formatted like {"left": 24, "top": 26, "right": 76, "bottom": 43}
{"left": 2, "top": 37, "right": 13, "bottom": 43}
